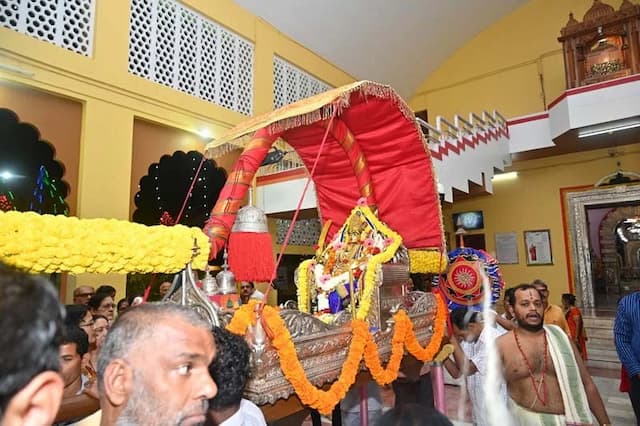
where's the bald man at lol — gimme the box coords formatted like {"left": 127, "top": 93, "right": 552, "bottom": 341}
{"left": 97, "top": 303, "right": 217, "bottom": 425}
{"left": 73, "top": 286, "right": 95, "bottom": 305}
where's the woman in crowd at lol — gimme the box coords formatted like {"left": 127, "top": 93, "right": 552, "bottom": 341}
{"left": 116, "top": 297, "right": 129, "bottom": 315}
{"left": 92, "top": 314, "right": 109, "bottom": 351}
{"left": 88, "top": 292, "right": 115, "bottom": 323}
{"left": 562, "top": 293, "right": 588, "bottom": 360}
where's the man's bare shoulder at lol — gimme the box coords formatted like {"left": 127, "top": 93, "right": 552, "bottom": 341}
{"left": 496, "top": 329, "right": 514, "bottom": 346}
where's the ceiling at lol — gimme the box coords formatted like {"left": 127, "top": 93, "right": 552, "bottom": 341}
{"left": 232, "top": 0, "right": 639, "bottom": 207}
{"left": 234, "top": 0, "right": 528, "bottom": 97}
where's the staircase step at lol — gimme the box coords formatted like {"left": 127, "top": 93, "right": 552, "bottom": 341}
{"left": 588, "top": 348, "right": 620, "bottom": 363}
{"left": 586, "top": 328, "right": 615, "bottom": 339}
{"left": 582, "top": 317, "right": 615, "bottom": 328}
{"left": 587, "top": 359, "right": 620, "bottom": 370}
{"left": 586, "top": 336, "right": 616, "bottom": 349}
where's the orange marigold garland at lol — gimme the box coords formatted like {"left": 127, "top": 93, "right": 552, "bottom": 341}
{"left": 224, "top": 292, "right": 446, "bottom": 414}
{"left": 262, "top": 305, "right": 367, "bottom": 414}
{"left": 226, "top": 301, "right": 258, "bottom": 334}
{"left": 362, "top": 316, "right": 406, "bottom": 385}
{"left": 403, "top": 291, "right": 447, "bottom": 361}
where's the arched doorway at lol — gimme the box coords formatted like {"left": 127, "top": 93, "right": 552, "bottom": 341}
{"left": 599, "top": 205, "right": 640, "bottom": 295}
{"left": 565, "top": 184, "right": 640, "bottom": 308}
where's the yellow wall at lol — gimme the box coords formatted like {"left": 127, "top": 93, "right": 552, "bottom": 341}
{"left": 449, "top": 146, "right": 640, "bottom": 305}
{"left": 408, "top": 0, "right": 638, "bottom": 303}
{"left": 0, "top": 0, "right": 353, "bottom": 301}
{"left": 409, "top": 0, "right": 623, "bottom": 119}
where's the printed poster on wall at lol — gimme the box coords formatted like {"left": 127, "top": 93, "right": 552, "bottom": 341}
{"left": 524, "top": 229, "right": 553, "bottom": 265}
{"left": 495, "top": 232, "right": 519, "bottom": 264}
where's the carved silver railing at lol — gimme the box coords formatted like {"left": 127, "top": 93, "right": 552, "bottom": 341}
{"left": 164, "top": 263, "right": 221, "bottom": 328}
{"left": 165, "top": 262, "right": 438, "bottom": 406}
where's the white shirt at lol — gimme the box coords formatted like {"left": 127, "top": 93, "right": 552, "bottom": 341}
{"left": 251, "top": 289, "right": 265, "bottom": 300}
{"left": 495, "top": 311, "right": 510, "bottom": 335}
{"left": 460, "top": 325, "right": 507, "bottom": 426}
{"left": 220, "top": 399, "right": 266, "bottom": 426}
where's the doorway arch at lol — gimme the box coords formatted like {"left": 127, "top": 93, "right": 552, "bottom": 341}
{"left": 566, "top": 184, "right": 640, "bottom": 308}
{"left": 599, "top": 205, "right": 640, "bottom": 294}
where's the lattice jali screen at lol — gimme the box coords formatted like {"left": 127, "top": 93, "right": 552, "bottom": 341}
{"left": 276, "top": 218, "right": 321, "bottom": 246}
{"left": 0, "top": 0, "right": 95, "bottom": 56}
{"left": 129, "top": 0, "right": 254, "bottom": 115}
{"left": 273, "top": 56, "right": 332, "bottom": 109}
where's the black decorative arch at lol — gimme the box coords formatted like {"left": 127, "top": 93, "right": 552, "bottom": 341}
{"left": 132, "top": 150, "right": 227, "bottom": 229}
{"left": 0, "top": 108, "right": 69, "bottom": 214}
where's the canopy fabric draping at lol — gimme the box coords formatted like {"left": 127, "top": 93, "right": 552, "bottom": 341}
{"left": 205, "top": 81, "right": 444, "bottom": 253}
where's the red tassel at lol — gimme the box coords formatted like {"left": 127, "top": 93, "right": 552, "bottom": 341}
{"left": 228, "top": 232, "right": 275, "bottom": 282}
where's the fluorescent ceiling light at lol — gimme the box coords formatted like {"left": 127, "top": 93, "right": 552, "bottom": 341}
{"left": 578, "top": 118, "right": 640, "bottom": 138}
{"left": 491, "top": 172, "right": 518, "bottom": 181}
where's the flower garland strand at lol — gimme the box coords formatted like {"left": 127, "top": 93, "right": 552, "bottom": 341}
{"left": 0, "top": 211, "right": 210, "bottom": 274}
{"left": 296, "top": 259, "right": 314, "bottom": 312}
{"left": 226, "top": 301, "right": 259, "bottom": 335}
{"left": 361, "top": 315, "right": 407, "bottom": 385}
{"left": 403, "top": 292, "right": 447, "bottom": 361}
{"left": 408, "top": 249, "right": 448, "bottom": 274}
{"left": 263, "top": 305, "right": 367, "bottom": 414}
{"left": 226, "top": 292, "right": 446, "bottom": 414}
{"left": 294, "top": 205, "right": 402, "bottom": 320}
{"left": 354, "top": 207, "right": 402, "bottom": 320}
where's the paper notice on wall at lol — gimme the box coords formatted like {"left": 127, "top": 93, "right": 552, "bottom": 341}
{"left": 495, "top": 232, "right": 519, "bottom": 264}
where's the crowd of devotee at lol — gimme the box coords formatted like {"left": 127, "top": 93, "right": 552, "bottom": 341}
{"left": 1, "top": 260, "right": 638, "bottom": 425}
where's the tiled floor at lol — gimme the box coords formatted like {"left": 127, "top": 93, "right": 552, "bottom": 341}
{"left": 300, "top": 366, "right": 636, "bottom": 425}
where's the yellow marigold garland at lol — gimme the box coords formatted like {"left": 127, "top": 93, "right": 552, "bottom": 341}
{"left": 226, "top": 292, "right": 447, "bottom": 414}
{"left": 264, "top": 304, "right": 367, "bottom": 414}
{"left": 408, "top": 249, "right": 448, "bottom": 274}
{"left": 0, "top": 211, "right": 210, "bottom": 274}
{"left": 361, "top": 316, "right": 406, "bottom": 385}
{"left": 296, "top": 259, "right": 314, "bottom": 313}
{"left": 355, "top": 207, "right": 402, "bottom": 320}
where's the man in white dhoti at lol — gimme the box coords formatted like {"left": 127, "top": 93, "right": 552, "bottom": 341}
{"left": 496, "top": 284, "right": 611, "bottom": 426}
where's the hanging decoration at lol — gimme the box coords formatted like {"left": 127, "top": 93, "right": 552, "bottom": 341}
{"left": 433, "top": 247, "right": 504, "bottom": 309}
{"left": 29, "top": 165, "right": 69, "bottom": 215}
{"left": 228, "top": 203, "right": 275, "bottom": 282}
{"left": 0, "top": 194, "right": 14, "bottom": 211}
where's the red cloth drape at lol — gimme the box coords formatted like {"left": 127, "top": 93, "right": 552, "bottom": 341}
{"left": 282, "top": 93, "right": 442, "bottom": 249}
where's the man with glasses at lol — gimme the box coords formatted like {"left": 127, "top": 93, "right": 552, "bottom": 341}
{"left": 73, "top": 286, "right": 95, "bottom": 305}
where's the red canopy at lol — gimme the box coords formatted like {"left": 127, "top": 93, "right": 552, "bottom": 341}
{"left": 205, "top": 81, "right": 444, "bottom": 257}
